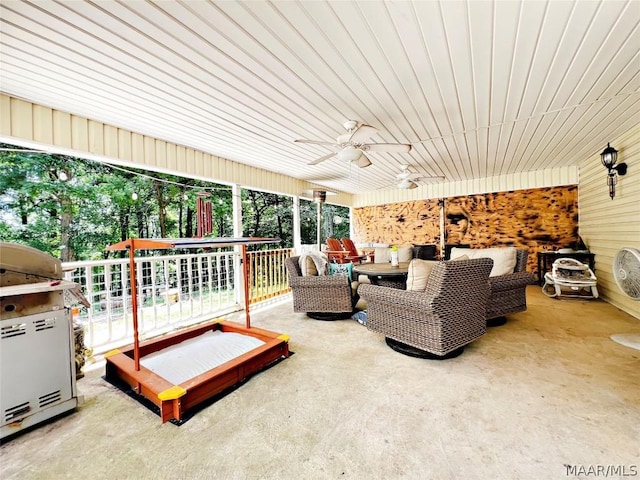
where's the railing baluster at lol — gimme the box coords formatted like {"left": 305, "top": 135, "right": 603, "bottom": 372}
{"left": 84, "top": 265, "right": 94, "bottom": 347}
{"left": 105, "top": 264, "right": 114, "bottom": 343}
{"left": 198, "top": 256, "right": 204, "bottom": 316}
{"left": 150, "top": 260, "right": 158, "bottom": 329}
{"left": 187, "top": 256, "right": 193, "bottom": 320}
{"left": 62, "top": 248, "right": 293, "bottom": 354}
{"left": 135, "top": 260, "right": 144, "bottom": 334}
{"left": 163, "top": 258, "right": 170, "bottom": 327}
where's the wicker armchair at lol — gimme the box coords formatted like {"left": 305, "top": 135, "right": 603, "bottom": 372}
{"left": 285, "top": 256, "right": 357, "bottom": 320}
{"left": 358, "top": 258, "right": 493, "bottom": 359}
{"left": 487, "top": 249, "right": 535, "bottom": 326}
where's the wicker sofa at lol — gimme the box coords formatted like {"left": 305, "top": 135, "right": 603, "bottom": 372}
{"left": 358, "top": 257, "right": 493, "bottom": 359}
{"left": 450, "top": 248, "right": 535, "bottom": 326}
{"left": 285, "top": 255, "right": 357, "bottom": 320}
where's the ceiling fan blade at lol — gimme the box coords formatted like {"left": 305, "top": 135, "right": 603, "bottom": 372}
{"left": 354, "top": 153, "right": 372, "bottom": 168}
{"left": 364, "top": 143, "right": 412, "bottom": 153}
{"left": 348, "top": 124, "right": 378, "bottom": 143}
{"left": 308, "top": 152, "right": 337, "bottom": 165}
{"left": 294, "top": 139, "right": 338, "bottom": 146}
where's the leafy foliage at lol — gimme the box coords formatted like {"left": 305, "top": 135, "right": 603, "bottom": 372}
{"left": 0, "top": 145, "right": 351, "bottom": 260}
{"left": 298, "top": 200, "right": 350, "bottom": 246}
{"left": 0, "top": 146, "right": 231, "bottom": 259}
{"left": 242, "top": 190, "right": 293, "bottom": 247}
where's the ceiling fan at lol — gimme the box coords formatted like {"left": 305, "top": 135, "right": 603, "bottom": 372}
{"left": 395, "top": 164, "right": 444, "bottom": 189}
{"left": 294, "top": 120, "right": 412, "bottom": 168}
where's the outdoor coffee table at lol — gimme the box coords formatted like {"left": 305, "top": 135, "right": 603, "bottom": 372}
{"left": 353, "top": 262, "right": 410, "bottom": 289}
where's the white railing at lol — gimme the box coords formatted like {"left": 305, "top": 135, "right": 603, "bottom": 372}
{"left": 63, "top": 247, "right": 298, "bottom": 355}
{"left": 64, "top": 250, "right": 240, "bottom": 354}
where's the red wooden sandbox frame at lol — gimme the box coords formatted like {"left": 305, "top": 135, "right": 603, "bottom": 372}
{"left": 103, "top": 238, "right": 290, "bottom": 423}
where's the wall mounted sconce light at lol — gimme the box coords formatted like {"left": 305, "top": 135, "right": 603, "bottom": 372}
{"left": 600, "top": 143, "right": 627, "bottom": 199}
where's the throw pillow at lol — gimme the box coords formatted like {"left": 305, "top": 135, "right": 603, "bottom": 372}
{"left": 299, "top": 251, "right": 328, "bottom": 276}
{"left": 373, "top": 247, "right": 391, "bottom": 264}
{"left": 329, "top": 262, "right": 353, "bottom": 278}
{"left": 450, "top": 247, "right": 517, "bottom": 277}
{"left": 449, "top": 247, "right": 467, "bottom": 260}
{"left": 398, "top": 245, "right": 414, "bottom": 262}
{"left": 305, "top": 257, "right": 318, "bottom": 276}
{"left": 406, "top": 259, "right": 438, "bottom": 291}
{"left": 373, "top": 245, "right": 414, "bottom": 264}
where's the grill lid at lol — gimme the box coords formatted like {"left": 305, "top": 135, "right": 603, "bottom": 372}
{"left": 0, "top": 242, "right": 63, "bottom": 285}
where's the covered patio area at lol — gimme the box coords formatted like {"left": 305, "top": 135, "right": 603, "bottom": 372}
{"left": 2, "top": 286, "right": 639, "bottom": 479}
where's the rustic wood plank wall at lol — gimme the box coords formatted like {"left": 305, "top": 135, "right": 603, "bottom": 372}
{"left": 352, "top": 200, "right": 441, "bottom": 246}
{"left": 353, "top": 185, "right": 579, "bottom": 274}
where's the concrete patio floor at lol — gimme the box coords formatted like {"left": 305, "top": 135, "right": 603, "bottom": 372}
{"left": 1, "top": 286, "right": 639, "bottom": 480}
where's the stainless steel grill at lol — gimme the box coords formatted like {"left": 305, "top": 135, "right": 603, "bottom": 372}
{"left": 0, "top": 242, "right": 86, "bottom": 440}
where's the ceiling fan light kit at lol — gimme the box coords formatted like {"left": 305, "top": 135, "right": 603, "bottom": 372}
{"left": 337, "top": 146, "right": 363, "bottom": 163}
{"left": 354, "top": 155, "right": 372, "bottom": 168}
{"left": 398, "top": 179, "right": 418, "bottom": 189}
{"left": 294, "top": 120, "right": 411, "bottom": 168}
{"left": 392, "top": 164, "right": 444, "bottom": 189}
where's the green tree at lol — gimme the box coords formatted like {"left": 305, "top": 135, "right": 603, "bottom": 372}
{"left": 300, "top": 199, "right": 318, "bottom": 245}
{"left": 0, "top": 148, "right": 108, "bottom": 260}
{"left": 322, "top": 204, "right": 350, "bottom": 242}
{"left": 0, "top": 145, "right": 350, "bottom": 259}
{"left": 298, "top": 200, "right": 350, "bottom": 245}
{"left": 242, "top": 190, "right": 292, "bottom": 248}
{"left": 0, "top": 147, "right": 235, "bottom": 259}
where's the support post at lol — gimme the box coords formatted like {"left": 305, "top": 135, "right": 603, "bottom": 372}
{"left": 232, "top": 183, "right": 243, "bottom": 311}
{"left": 127, "top": 239, "right": 140, "bottom": 371}
{"left": 316, "top": 201, "right": 322, "bottom": 251}
{"left": 293, "top": 195, "right": 301, "bottom": 254}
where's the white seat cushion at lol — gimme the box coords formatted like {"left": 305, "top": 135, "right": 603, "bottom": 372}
{"left": 450, "top": 247, "right": 517, "bottom": 277}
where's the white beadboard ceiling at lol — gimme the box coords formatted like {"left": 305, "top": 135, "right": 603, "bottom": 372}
{"left": 1, "top": 0, "right": 639, "bottom": 194}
